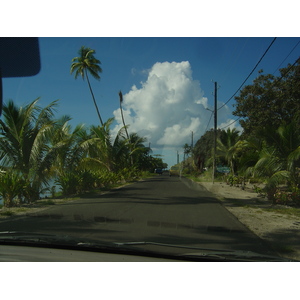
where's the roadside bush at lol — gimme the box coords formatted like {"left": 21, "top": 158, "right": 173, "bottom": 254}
{"left": 273, "top": 190, "right": 290, "bottom": 205}
{"left": 118, "top": 167, "right": 140, "bottom": 182}
{"left": 50, "top": 186, "right": 56, "bottom": 198}
{"left": 95, "top": 171, "right": 120, "bottom": 188}
{"left": 253, "top": 185, "right": 266, "bottom": 197}
{"left": 226, "top": 175, "right": 244, "bottom": 186}
{"left": 55, "top": 172, "right": 80, "bottom": 196}
{"left": 0, "top": 171, "right": 25, "bottom": 207}
{"left": 78, "top": 170, "right": 98, "bottom": 193}
{"left": 56, "top": 170, "right": 99, "bottom": 196}
{"left": 291, "top": 187, "right": 300, "bottom": 206}
{"left": 0, "top": 210, "right": 14, "bottom": 216}
{"left": 272, "top": 187, "right": 300, "bottom": 206}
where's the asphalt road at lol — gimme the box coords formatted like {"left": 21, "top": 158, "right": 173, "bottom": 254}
{"left": 0, "top": 175, "right": 274, "bottom": 256}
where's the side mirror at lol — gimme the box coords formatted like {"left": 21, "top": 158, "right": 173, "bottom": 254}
{"left": 0, "top": 37, "right": 41, "bottom": 115}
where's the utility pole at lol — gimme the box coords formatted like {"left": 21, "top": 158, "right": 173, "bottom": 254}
{"left": 212, "top": 81, "right": 217, "bottom": 184}
{"left": 191, "top": 131, "right": 194, "bottom": 149}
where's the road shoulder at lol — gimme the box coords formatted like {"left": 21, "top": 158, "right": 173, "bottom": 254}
{"left": 197, "top": 181, "right": 300, "bottom": 261}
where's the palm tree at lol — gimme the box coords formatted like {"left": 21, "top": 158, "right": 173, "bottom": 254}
{"left": 70, "top": 46, "right": 104, "bottom": 126}
{"left": 217, "top": 128, "right": 240, "bottom": 174}
{"left": 127, "top": 133, "right": 148, "bottom": 168}
{"left": 252, "top": 122, "right": 300, "bottom": 198}
{"left": 0, "top": 98, "right": 59, "bottom": 202}
{"left": 88, "top": 118, "right": 126, "bottom": 172}
{"left": 88, "top": 119, "right": 149, "bottom": 173}
{"left": 49, "top": 117, "right": 98, "bottom": 195}
{"left": 183, "top": 143, "right": 191, "bottom": 160}
{"left": 119, "top": 90, "right": 135, "bottom": 166}
{"left": 119, "top": 91, "right": 129, "bottom": 140}
{"left": 49, "top": 116, "right": 91, "bottom": 176}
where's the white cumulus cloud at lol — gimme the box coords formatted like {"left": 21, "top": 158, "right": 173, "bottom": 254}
{"left": 112, "top": 61, "right": 236, "bottom": 154}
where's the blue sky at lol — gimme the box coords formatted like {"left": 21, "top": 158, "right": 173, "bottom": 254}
{"left": 2, "top": 37, "right": 300, "bottom": 167}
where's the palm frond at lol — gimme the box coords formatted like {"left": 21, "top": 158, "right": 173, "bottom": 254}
{"left": 119, "top": 91, "right": 123, "bottom": 103}
{"left": 267, "top": 170, "right": 291, "bottom": 189}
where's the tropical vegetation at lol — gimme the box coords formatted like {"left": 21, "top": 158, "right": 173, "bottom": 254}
{"left": 0, "top": 98, "right": 164, "bottom": 208}
{"left": 70, "top": 46, "right": 104, "bottom": 126}
{"left": 0, "top": 45, "right": 167, "bottom": 208}
{"left": 186, "top": 58, "right": 300, "bottom": 206}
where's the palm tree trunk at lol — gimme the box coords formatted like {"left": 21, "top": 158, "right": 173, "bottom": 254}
{"left": 119, "top": 91, "right": 129, "bottom": 140}
{"left": 85, "top": 70, "right": 103, "bottom": 126}
{"left": 119, "top": 91, "right": 133, "bottom": 166}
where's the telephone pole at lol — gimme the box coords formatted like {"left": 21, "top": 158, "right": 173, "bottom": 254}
{"left": 212, "top": 81, "right": 217, "bottom": 184}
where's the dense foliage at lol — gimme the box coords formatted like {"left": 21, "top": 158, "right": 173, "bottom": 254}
{"left": 0, "top": 46, "right": 167, "bottom": 208}
{"left": 233, "top": 58, "right": 300, "bottom": 136}
{"left": 191, "top": 58, "right": 300, "bottom": 205}
{"left": 0, "top": 99, "right": 164, "bottom": 207}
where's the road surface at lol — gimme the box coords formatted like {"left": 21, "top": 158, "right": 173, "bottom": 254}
{"left": 0, "top": 175, "right": 274, "bottom": 256}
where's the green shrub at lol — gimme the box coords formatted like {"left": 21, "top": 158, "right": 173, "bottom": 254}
{"left": 291, "top": 188, "right": 300, "bottom": 205}
{"left": 50, "top": 186, "right": 56, "bottom": 198}
{"left": 0, "top": 210, "right": 14, "bottom": 216}
{"left": 273, "top": 187, "right": 300, "bottom": 206}
{"left": 55, "top": 172, "right": 80, "bottom": 196}
{"left": 253, "top": 185, "right": 266, "bottom": 197}
{"left": 78, "top": 170, "right": 98, "bottom": 192}
{"left": 42, "top": 199, "right": 55, "bottom": 205}
{"left": 0, "top": 171, "right": 25, "bottom": 207}
{"left": 95, "top": 171, "right": 119, "bottom": 188}
{"left": 118, "top": 167, "right": 140, "bottom": 182}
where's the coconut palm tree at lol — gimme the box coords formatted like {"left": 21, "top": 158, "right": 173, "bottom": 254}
{"left": 70, "top": 46, "right": 104, "bottom": 126}
{"left": 253, "top": 122, "right": 300, "bottom": 197}
{"left": 183, "top": 143, "right": 191, "bottom": 160}
{"left": 127, "top": 132, "right": 148, "bottom": 167}
{"left": 0, "top": 98, "right": 59, "bottom": 202}
{"left": 217, "top": 128, "right": 240, "bottom": 174}
{"left": 49, "top": 117, "right": 98, "bottom": 195}
{"left": 88, "top": 119, "right": 149, "bottom": 173}
{"left": 87, "top": 118, "right": 126, "bottom": 172}
{"left": 49, "top": 116, "right": 91, "bottom": 175}
{"left": 119, "top": 90, "right": 135, "bottom": 166}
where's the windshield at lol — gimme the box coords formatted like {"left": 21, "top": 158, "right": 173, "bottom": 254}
{"left": 1, "top": 35, "right": 300, "bottom": 268}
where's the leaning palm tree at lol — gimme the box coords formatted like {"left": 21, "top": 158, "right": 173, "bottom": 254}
{"left": 119, "top": 90, "right": 134, "bottom": 166}
{"left": 70, "top": 46, "right": 104, "bottom": 126}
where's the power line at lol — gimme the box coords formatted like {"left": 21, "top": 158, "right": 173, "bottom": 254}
{"left": 218, "top": 116, "right": 242, "bottom": 130}
{"left": 218, "top": 38, "right": 250, "bottom": 85}
{"left": 275, "top": 56, "right": 299, "bottom": 82}
{"left": 205, "top": 111, "right": 213, "bottom": 132}
{"left": 272, "top": 39, "right": 300, "bottom": 74}
{"left": 219, "top": 56, "right": 300, "bottom": 131}
{"left": 205, "top": 39, "right": 298, "bottom": 133}
{"left": 217, "top": 37, "right": 277, "bottom": 111}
